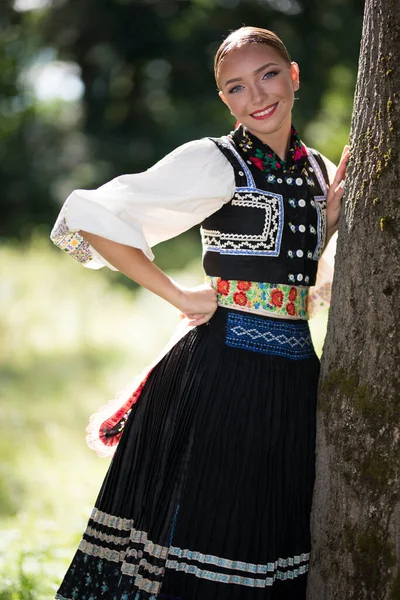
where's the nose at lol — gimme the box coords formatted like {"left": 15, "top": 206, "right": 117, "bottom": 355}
{"left": 249, "top": 82, "right": 265, "bottom": 107}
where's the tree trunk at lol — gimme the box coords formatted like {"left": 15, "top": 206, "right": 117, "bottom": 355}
{"left": 307, "top": 1, "right": 400, "bottom": 599}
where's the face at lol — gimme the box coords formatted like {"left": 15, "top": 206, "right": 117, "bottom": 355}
{"left": 217, "top": 43, "right": 300, "bottom": 143}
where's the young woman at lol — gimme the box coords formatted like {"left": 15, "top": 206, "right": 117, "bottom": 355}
{"left": 51, "top": 26, "right": 349, "bottom": 600}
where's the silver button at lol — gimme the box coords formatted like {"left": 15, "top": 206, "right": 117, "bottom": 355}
{"left": 247, "top": 160, "right": 252, "bottom": 165}
{"left": 296, "top": 178, "right": 303, "bottom": 186}
{"left": 238, "top": 171, "right": 244, "bottom": 176}
{"left": 277, "top": 178, "right": 283, "bottom": 183}
{"left": 299, "top": 224, "right": 306, "bottom": 233}
{"left": 298, "top": 199, "right": 306, "bottom": 207}
{"left": 296, "top": 250, "right": 304, "bottom": 258}
{"left": 297, "top": 273, "right": 304, "bottom": 281}
{"left": 309, "top": 167, "right": 314, "bottom": 172}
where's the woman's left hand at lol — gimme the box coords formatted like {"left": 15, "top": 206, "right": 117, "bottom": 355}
{"left": 326, "top": 144, "right": 350, "bottom": 238}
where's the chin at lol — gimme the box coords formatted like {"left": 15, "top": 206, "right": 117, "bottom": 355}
{"left": 246, "top": 113, "right": 291, "bottom": 137}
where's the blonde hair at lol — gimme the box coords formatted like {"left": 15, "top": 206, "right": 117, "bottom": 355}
{"left": 214, "top": 26, "right": 292, "bottom": 88}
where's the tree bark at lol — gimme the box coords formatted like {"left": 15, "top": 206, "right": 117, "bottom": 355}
{"left": 308, "top": 1, "right": 400, "bottom": 599}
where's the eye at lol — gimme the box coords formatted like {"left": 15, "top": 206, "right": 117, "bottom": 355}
{"left": 228, "top": 84, "right": 244, "bottom": 94}
{"left": 262, "top": 71, "right": 279, "bottom": 80}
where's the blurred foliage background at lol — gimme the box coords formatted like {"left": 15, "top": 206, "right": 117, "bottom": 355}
{"left": 1, "top": 0, "right": 362, "bottom": 597}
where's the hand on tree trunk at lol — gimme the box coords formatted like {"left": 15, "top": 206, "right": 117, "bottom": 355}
{"left": 326, "top": 144, "right": 350, "bottom": 241}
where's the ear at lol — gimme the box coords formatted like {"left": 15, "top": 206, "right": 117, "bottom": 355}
{"left": 218, "top": 90, "right": 229, "bottom": 106}
{"left": 219, "top": 91, "right": 235, "bottom": 117}
{"left": 290, "top": 62, "right": 300, "bottom": 92}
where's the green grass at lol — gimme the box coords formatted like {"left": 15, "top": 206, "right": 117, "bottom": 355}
{"left": 0, "top": 236, "right": 329, "bottom": 598}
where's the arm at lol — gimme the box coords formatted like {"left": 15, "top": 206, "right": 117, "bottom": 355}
{"left": 51, "top": 138, "right": 235, "bottom": 269}
{"left": 324, "top": 145, "right": 350, "bottom": 244}
{"left": 50, "top": 138, "right": 235, "bottom": 325}
{"left": 79, "top": 231, "right": 218, "bottom": 326}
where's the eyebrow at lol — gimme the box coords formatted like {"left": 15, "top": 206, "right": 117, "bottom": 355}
{"left": 224, "top": 62, "right": 279, "bottom": 87}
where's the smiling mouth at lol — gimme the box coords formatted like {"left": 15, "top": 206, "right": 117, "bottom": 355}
{"left": 250, "top": 103, "right": 278, "bottom": 119}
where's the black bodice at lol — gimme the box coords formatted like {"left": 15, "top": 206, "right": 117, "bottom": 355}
{"left": 201, "top": 128, "right": 329, "bottom": 287}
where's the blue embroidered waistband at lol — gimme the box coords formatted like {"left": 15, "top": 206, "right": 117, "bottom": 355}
{"left": 225, "top": 311, "right": 314, "bottom": 360}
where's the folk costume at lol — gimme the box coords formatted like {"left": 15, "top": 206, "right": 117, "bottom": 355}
{"left": 51, "top": 124, "right": 335, "bottom": 600}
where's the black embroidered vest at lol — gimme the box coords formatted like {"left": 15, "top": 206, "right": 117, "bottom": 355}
{"left": 200, "top": 134, "right": 330, "bottom": 287}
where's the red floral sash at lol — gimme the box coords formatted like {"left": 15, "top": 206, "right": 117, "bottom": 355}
{"left": 206, "top": 277, "right": 309, "bottom": 320}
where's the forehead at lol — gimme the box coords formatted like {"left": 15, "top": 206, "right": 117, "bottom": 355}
{"left": 218, "top": 43, "right": 286, "bottom": 87}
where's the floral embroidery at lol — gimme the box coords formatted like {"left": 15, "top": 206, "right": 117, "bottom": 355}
{"left": 50, "top": 214, "right": 95, "bottom": 265}
{"left": 286, "top": 302, "right": 296, "bottom": 317}
{"left": 239, "top": 134, "right": 253, "bottom": 153}
{"left": 293, "top": 144, "right": 307, "bottom": 162}
{"left": 230, "top": 125, "right": 308, "bottom": 174}
{"left": 250, "top": 156, "right": 265, "bottom": 170}
{"left": 270, "top": 289, "right": 284, "bottom": 308}
{"left": 308, "top": 282, "right": 331, "bottom": 316}
{"left": 217, "top": 279, "right": 230, "bottom": 295}
{"left": 233, "top": 291, "right": 248, "bottom": 306}
{"left": 237, "top": 280, "right": 252, "bottom": 291}
{"left": 207, "top": 277, "right": 309, "bottom": 320}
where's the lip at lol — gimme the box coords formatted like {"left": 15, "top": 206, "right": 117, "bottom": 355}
{"left": 250, "top": 102, "right": 278, "bottom": 120}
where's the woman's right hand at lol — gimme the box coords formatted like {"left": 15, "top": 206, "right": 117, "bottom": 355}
{"left": 77, "top": 233, "right": 217, "bottom": 326}
{"left": 176, "top": 284, "right": 218, "bottom": 326}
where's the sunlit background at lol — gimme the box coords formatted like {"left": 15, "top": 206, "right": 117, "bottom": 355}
{"left": 0, "top": 0, "right": 362, "bottom": 597}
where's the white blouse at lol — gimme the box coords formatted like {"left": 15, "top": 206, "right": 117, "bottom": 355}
{"left": 50, "top": 137, "right": 336, "bottom": 269}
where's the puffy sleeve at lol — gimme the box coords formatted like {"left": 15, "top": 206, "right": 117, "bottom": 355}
{"left": 308, "top": 153, "right": 338, "bottom": 317}
{"left": 50, "top": 138, "right": 235, "bottom": 269}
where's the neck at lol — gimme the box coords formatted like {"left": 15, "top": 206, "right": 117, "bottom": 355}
{"left": 247, "top": 119, "right": 292, "bottom": 162}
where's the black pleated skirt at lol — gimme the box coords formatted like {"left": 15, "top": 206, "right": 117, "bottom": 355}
{"left": 56, "top": 307, "right": 320, "bottom": 600}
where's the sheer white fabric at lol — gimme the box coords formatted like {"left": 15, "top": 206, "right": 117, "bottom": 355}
{"left": 50, "top": 138, "right": 236, "bottom": 269}
{"left": 322, "top": 156, "right": 337, "bottom": 187}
